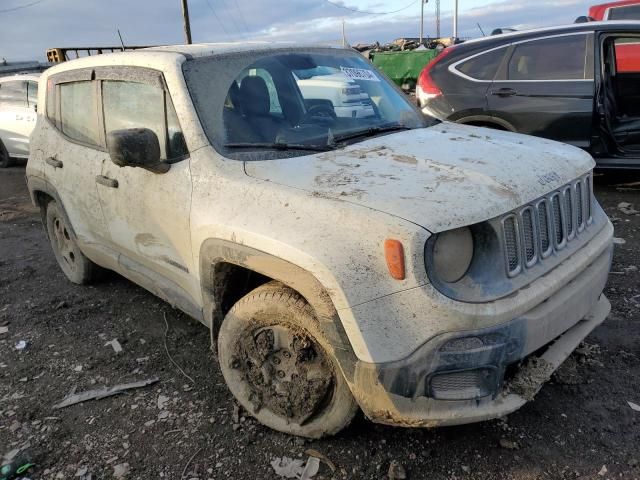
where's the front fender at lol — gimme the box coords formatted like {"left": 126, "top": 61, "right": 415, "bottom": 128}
{"left": 198, "top": 239, "right": 359, "bottom": 379}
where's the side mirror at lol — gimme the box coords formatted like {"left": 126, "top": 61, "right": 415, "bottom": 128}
{"left": 106, "top": 128, "right": 169, "bottom": 174}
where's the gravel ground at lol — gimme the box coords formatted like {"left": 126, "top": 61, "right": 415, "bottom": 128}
{"left": 1, "top": 160, "right": 639, "bottom": 480}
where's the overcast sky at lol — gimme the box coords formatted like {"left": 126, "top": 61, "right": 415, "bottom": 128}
{"left": 1, "top": 0, "right": 595, "bottom": 61}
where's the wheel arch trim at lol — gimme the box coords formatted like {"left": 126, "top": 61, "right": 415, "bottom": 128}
{"left": 198, "top": 238, "right": 358, "bottom": 377}
{"left": 455, "top": 115, "right": 516, "bottom": 131}
{"left": 26, "top": 176, "right": 77, "bottom": 239}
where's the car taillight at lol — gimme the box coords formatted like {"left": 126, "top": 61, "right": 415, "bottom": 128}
{"left": 417, "top": 48, "right": 454, "bottom": 103}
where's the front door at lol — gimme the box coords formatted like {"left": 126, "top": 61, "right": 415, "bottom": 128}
{"left": 94, "top": 69, "right": 194, "bottom": 296}
{"left": 487, "top": 33, "right": 595, "bottom": 149}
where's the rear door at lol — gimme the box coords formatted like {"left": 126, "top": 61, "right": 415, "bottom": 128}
{"left": 486, "top": 32, "right": 595, "bottom": 148}
{"left": 0, "top": 80, "right": 36, "bottom": 157}
{"left": 45, "top": 72, "right": 110, "bottom": 244}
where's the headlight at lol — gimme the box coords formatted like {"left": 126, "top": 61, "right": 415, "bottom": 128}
{"left": 431, "top": 227, "right": 474, "bottom": 283}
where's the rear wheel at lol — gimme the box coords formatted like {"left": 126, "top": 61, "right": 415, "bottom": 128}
{"left": 0, "top": 140, "right": 14, "bottom": 168}
{"left": 46, "top": 201, "right": 98, "bottom": 284}
{"left": 218, "top": 282, "right": 358, "bottom": 438}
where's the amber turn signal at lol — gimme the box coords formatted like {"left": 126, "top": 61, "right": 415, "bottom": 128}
{"left": 384, "top": 239, "right": 405, "bottom": 280}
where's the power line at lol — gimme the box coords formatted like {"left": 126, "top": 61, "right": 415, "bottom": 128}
{"left": 218, "top": 0, "right": 244, "bottom": 35}
{"left": 323, "top": 0, "right": 419, "bottom": 15}
{"left": 232, "top": 0, "right": 250, "bottom": 34}
{"left": 0, "top": 0, "right": 46, "bottom": 13}
{"left": 204, "top": 0, "right": 231, "bottom": 36}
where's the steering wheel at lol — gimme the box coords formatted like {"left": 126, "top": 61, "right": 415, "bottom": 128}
{"left": 299, "top": 104, "right": 337, "bottom": 125}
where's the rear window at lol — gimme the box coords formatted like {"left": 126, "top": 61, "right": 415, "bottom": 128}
{"left": 507, "top": 34, "right": 593, "bottom": 81}
{"left": 608, "top": 4, "right": 640, "bottom": 19}
{"left": 59, "top": 81, "right": 100, "bottom": 146}
{"left": 456, "top": 47, "right": 507, "bottom": 81}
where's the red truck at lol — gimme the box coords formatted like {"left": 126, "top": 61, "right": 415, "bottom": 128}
{"left": 589, "top": 1, "right": 640, "bottom": 72}
{"left": 589, "top": 0, "right": 640, "bottom": 20}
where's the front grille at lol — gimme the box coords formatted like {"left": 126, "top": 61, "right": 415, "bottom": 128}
{"left": 576, "top": 181, "right": 584, "bottom": 229}
{"left": 538, "top": 201, "right": 551, "bottom": 255}
{"left": 429, "top": 368, "right": 496, "bottom": 400}
{"left": 503, "top": 216, "right": 520, "bottom": 274}
{"left": 521, "top": 208, "right": 536, "bottom": 265}
{"left": 501, "top": 174, "right": 594, "bottom": 278}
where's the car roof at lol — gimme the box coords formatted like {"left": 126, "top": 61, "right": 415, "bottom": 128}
{"left": 41, "top": 42, "right": 346, "bottom": 79}
{"left": 457, "top": 20, "right": 640, "bottom": 50}
{"left": 143, "top": 41, "right": 344, "bottom": 58}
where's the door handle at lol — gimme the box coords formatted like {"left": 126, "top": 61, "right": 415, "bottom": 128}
{"left": 95, "top": 175, "right": 118, "bottom": 188}
{"left": 45, "top": 157, "right": 63, "bottom": 168}
{"left": 491, "top": 88, "right": 518, "bottom": 97}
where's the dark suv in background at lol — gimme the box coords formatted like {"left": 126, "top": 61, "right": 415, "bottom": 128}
{"left": 417, "top": 21, "right": 640, "bottom": 168}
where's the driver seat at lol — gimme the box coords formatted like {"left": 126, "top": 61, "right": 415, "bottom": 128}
{"left": 238, "top": 76, "right": 284, "bottom": 143}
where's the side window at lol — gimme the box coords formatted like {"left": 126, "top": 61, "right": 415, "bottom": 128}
{"left": 59, "top": 81, "right": 100, "bottom": 146}
{"left": 456, "top": 48, "right": 507, "bottom": 81}
{"left": 27, "top": 81, "right": 38, "bottom": 108}
{"left": 0, "top": 81, "right": 27, "bottom": 108}
{"left": 608, "top": 5, "right": 640, "bottom": 20}
{"left": 508, "top": 35, "right": 592, "bottom": 81}
{"left": 102, "top": 80, "right": 187, "bottom": 162}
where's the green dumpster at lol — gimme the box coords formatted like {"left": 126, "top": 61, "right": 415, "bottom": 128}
{"left": 370, "top": 50, "right": 439, "bottom": 88}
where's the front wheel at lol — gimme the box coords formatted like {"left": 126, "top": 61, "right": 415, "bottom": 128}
{"left": 218, "top": 282, "right": 358, "bottom": 438}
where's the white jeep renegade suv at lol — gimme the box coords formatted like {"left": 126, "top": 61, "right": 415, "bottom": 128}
{"left": 26, "top": 43, "right": 613, "bottom": 438}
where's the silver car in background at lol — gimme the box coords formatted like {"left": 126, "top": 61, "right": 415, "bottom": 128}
{"left": 0, "top": 73, "right": 40, "bottom": 167}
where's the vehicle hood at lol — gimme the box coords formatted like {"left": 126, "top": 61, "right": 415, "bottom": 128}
{"left": 244, "top": 122, "right": 595, "bottom": 232}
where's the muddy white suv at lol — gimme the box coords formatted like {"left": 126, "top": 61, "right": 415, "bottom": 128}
{"left": 26, "top": 43, "right": 613, "bottom": 438}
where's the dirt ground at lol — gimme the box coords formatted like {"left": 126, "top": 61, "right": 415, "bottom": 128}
{"left": 1, "top": 159, "right": 639, "bottom": 480}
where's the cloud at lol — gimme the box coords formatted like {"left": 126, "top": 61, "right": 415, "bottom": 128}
{"left": 0, "top": 0, "right": 594, "bottom": 61}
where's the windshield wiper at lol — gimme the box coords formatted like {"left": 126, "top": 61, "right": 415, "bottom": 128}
{"left": 331, "top": 123, "right": 411, "bottom": 144}
{"left": 225, "top": 142, "right": 332, "bottom": 152}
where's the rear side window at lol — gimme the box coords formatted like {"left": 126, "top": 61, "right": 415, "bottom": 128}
{"left": 608, "top": 5, "right": 640, "bottom": 19}
{"left": 456, "top": 47, "right": 507, "bottom": 80}
{"left": 60, "top": 81, "right": 100, "bottom": 146}
{"left": 0, "top": 81, "right": 27, "bottom": 108}
{"left": 508, "top": 34, "right": 593, "bottom": 81}
{"left": 102, "top": 80, "right": 188, "bottom": 162}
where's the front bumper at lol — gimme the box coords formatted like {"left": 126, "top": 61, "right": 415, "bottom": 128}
{"left": 348, "top": 242, "right": 612, "bottom": 427}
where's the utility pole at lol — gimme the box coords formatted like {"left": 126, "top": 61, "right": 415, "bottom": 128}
{"left": 435, "top": 0, "right": 440, "bottom": 38}
{"left": 342, "top": 19, "right": 346, "bottom": 47}
{"left": 181, "top": 0, "right": 192, "bottom": 45}
{"left": 453, "top": 0, "right": 458, "bottom": 40}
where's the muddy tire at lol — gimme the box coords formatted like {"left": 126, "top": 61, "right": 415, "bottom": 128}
{"left": 0, "top": 140, "right": 14, "bottom": 168}
{"left": 218, "top": 282, "right": 358, "bottom": 438}
{"left": 46, "top": 201, "right": 98, "bottom": 284}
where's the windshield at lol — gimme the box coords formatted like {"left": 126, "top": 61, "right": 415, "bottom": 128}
{"left": 182, "top": 48, "right": 430, "bottom": 158}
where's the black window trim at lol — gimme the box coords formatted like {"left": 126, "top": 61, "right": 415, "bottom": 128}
{"left": 449, "top": 31, "right": 596, "bottom": 83}
{"left": 450, "top": 45, "right": 511, "bottom": 82}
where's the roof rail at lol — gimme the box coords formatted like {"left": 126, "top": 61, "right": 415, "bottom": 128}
{"left": 46, "top": 46, "right": 153, "bottom": 64}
